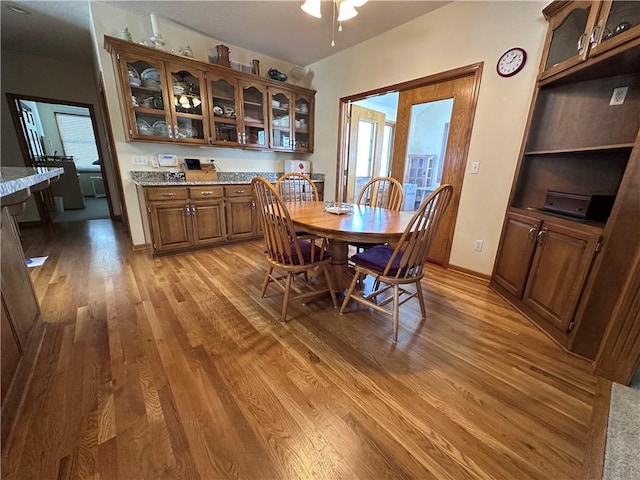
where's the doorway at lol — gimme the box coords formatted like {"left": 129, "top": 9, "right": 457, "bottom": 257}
{"left": 338, "top": 63, "right": 482, "bottom": 267}
{"left": 7, "top": 94, "right": 114, "bottom": 224}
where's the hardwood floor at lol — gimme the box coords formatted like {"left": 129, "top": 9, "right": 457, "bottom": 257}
{"left": 2, "top": 219, "right": 607, "bottom": 479}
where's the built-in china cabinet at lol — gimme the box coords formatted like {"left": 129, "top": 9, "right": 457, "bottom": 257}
{"left": 104, "top": 36, "right": 315, "bottom": 152}
{"left": 491, "top": 0, "right": 640, "bottom": 383}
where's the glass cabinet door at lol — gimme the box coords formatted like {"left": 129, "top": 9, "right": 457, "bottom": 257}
{"left": 124, "top": 56, "right": 172, "bottom": 141}
{"left": 240, "top": 82, "right": 268, "bottom": 148}
{"left": 210, "top": 74, "right": 240, "bottom": 146}
{"left": 270, "top": 89, "right": 293, "bottom": 151}
{"left": 294, "top": 94, "right": 313, "bottom": 152}
{"left": 167, "top": 63, "right": 207, "bottom": 144}
{"left": 590, "top": 0, "right": 640, "bottom": 57}
{"left": 539, "top": 1, "right": 600, "bottom": 80}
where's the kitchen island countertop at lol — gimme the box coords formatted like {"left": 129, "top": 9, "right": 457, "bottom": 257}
{"left": 0, "top": 166, "right": 64, "bottom": 198}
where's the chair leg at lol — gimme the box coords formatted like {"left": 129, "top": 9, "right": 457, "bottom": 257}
{"left": 416, "top": 281, "right": 427, "bottom": 319}
{"left": 260, "top": 267, "right": 273, "bottom": 297}
{"left": 281, "top": 272, "right": 294, "bottom": 321}
{"left": 392, "top": 284, "right": 400, "bottom": 343}
{"left": 322, "top": 264, "right": 338, "bottom": 308}
{"left": 340, "top": 270, "right": 362, "bottom": 314}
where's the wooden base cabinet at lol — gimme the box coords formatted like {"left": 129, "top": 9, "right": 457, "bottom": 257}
{"left": 492, "top": 210, "right": 602, "bottom": 343}
{"left": 1, "top": 208, "right": 44, "bottom": 449}
{"left": 491, "top": 1, "right": 640, "bottom": 374}
{"left": 138, "top": 184, "right": 257, "bottom": 256}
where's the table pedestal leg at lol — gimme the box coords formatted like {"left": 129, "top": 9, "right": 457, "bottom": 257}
{"left": 326, "top": 239, "right": 351, "bottom": 291}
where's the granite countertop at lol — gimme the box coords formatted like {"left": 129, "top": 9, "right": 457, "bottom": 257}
{"left": 0, "top": 166, "right": 64, "bottom": 198}
{"left": 131, "top": 171, "right": 325, "bottom": 186}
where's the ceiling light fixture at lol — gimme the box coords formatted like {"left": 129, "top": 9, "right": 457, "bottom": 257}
{"left": 301, "top": 0, "right": 368, "bottom": 47}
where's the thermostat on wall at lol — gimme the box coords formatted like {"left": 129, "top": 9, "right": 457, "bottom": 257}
{"left": 157, "top": 154, "right": 178, "bottom": 167}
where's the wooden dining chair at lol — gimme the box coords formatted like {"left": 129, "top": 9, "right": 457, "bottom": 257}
{"left": 340, "top": 184, "right": 454, "bottom": 343}
{"left": 276, "top": 172, "right": 319, "bottom": 202}
{"left": 351, "top": 176, "right": 404, "bottom": 253}
{"left": 356, "top": 176, "right": 403, "bottom": 210}
{"left": 251, "top": 177, "right": 338, "bottom": 321}
{"left": 276, "top": 171, "right": 324, "bottom": 244}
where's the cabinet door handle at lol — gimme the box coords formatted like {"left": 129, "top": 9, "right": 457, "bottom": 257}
{"left": 528, "top": 226, "right": 537, "bottom": 241}
{"left": 161, "top": 192, "right": 176, "bottom": 197}
{"left": 577, "top": 33, "right": 587, "bottom": 54}
{"left": 589, "top": 25, "right": 601, "bottom": 46}
{"left": 191, "top": 205, "right": 197, "bottom": 214}
{"left": 536, "top": 229, "right": 546, "bottom": 245}
{"left": 167, "top": 124, "right": 174, "bottom": 139}
{"left": 185, "top": 205, "right": 191, "bottom": 216}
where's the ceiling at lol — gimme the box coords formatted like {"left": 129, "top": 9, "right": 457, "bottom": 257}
{"left": 1, "top": 1, "right": 448, "bottom": 66}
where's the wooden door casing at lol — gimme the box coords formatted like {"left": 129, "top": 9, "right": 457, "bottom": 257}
{"left": 491, "top": 211, "right": 542, "bottom": 298}
{"left": 391, "top": 73, "right": 479, "bottom": 267}
{"left": 523, "top": 222, "right": 600, "bottom": 333}
{"left": 345, "top": 105, "right": 386, "bottom": 203}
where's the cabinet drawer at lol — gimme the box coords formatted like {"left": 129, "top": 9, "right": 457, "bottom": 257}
{"left": 190, "top": 186, "right": 223, "bottom": 199}
{"left": 224, "top": 185, "right": 252, "bottom": 197}
{"left": 146, "top": 187, "right": 188, "bottom": 201}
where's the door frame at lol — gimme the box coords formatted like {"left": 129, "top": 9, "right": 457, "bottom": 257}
{"left": 6, "top": 92, "right": 116, "bottom": 224}
{"left": 345, "top": 104, "right": 387, "bottom": 203}
{"left": 336, "top": 62, "right": 483, "bottom": 266}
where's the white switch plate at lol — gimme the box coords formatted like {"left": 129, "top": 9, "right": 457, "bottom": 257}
{"left": 471, "top": 161, "right": 480, "bottom": 174}
{"left": 151, "top": 157, "right": 159, "bottom": 168}
{"left": 609, "top": 86, "right": 628, "bottom": 106}
{"left": 474, "top": 239, "right": 484, "bottom": 252}
{"left": 132, "top": 155, "right": 148, "bottom": 166}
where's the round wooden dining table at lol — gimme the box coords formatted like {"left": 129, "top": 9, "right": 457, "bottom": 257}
{"left": 286, "top": 202, "right": 416, "bottom": 290}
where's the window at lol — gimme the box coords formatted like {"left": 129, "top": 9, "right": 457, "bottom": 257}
{"left": 55, "top": 113, "right": 99, "bottom": 167}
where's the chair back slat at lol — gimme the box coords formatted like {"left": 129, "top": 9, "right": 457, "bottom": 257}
{"left": 356, "top": 177, "right": 404, "bottom": 211}
{"left": 383, "top": 184, "right": 453, "bottom": 279}
{"left": 252, "top": 177, "right": 310, "bottom": 266}
{"left": 276, "top": 173, "right": 319, "bottom": 203}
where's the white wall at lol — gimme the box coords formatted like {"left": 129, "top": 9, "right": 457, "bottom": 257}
{"left": 307, "top": 1, "right": 547, "bottom": 275}
{"left": 0, "top": 48, "right": 117, "bottom": 221}
{"left": 90, "top": 2, "right": 307, "bottom": 246}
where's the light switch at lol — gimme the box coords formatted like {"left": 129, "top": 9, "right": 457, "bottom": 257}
{"left": 132, "top": 155, "right": 148, "bottom": 166}
{"left": 471, "top": 162, "right": 480, "bottom": 174}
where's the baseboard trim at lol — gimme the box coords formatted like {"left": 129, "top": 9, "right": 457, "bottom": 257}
{"left": 581, "top": 376, "right": 611, "bottom": 480}
{"left": 447, "top": 263, "right": 491, "bottom": 282}
{"left": 132, "top": 243, "right": 150, "bottom": 252}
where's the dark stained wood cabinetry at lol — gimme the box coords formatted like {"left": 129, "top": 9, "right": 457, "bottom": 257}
{"left": 539, "top": 0, "right": 640, "bottom": 82}
{"left": 140, "top": 186, "right": 228, "bottom": 256}
{"left": 492, "top": 211, "right": 541, "bottom": 298}
{"left": 105, "top": 36, "right": 316, "bottom": 152}
{"left": 1, "top": 208, "right": 45, "bottom": 448}
{"left": 491, "top": 1, "right": 640, "bottom": 377}
{"left": 223, "top": 186, "right": 257, "bottom": 241}
{"left": 521, "top": 219, "right": 601, "bottom": 337}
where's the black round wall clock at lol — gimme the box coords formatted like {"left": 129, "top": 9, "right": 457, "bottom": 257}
{"left": 496, "top": 47, "right": 527, "bottom": 77}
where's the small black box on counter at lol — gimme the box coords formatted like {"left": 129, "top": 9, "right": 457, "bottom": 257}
{"left": 542, "top": 190, "right": 615, "bottom": 221}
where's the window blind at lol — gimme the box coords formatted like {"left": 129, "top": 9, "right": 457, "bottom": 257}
{"left": 55, "top": 113, "right": 99, "bottom": 167}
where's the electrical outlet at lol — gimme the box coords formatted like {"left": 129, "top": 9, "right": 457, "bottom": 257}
{"left": 609, "top": 86, "right": 629, "bottom": 106}
{"left": 474, "top": 239, "right": 484, "bottom": 252}
{"left": 471, "top": 162, "right": 480, "bottom": 174}
{"left": 132, "top": 155, "right": 148, "bottom": 166}
{"left": 151, "top": 157, "right": 159, "bottom": 168}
